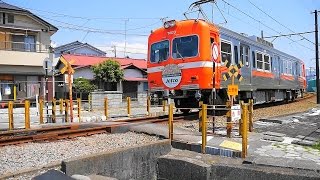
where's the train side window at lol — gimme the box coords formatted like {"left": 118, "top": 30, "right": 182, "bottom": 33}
{"left": 288, "top": 61, "right": 292, "bottom": 74}
{"left": 264, "top": 54, "right": 271, "bottom": 72}
{"left": 252, "top": 51, "right": 255, "bottom": 68}
{"left": 234, "top": 46, "right": 239, "bottom": 64}
{"left": 240, "top": 45, "right": 250, "bottom": 67}
{"left": 256, "top": 52, "right": 263, "bottom": 70}
{"left": 221, "top": 41, "right": 232, "bottom": 64}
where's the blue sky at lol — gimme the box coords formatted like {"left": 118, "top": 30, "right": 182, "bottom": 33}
{"left": 4, "top": 0, "right": 320, "bottom": 68}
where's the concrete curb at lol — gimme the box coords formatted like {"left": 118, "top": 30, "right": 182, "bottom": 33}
{"left": 0, "top": 161, "right": 61, "bottom": 179}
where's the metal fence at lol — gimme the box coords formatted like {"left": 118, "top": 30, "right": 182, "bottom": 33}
{"left": 0, "top": 41, "right": 50, "bottom": 52}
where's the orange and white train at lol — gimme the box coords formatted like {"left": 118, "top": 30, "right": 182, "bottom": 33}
{"left": 147, "top": 19, "right": 306, "bottom": 113}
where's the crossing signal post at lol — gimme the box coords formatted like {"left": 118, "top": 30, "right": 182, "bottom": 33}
{"left": 222, "top": 60, "right": 244, "bottom": 137}
{"left": 59, "top": 57, "right": 75, "bottom": 122}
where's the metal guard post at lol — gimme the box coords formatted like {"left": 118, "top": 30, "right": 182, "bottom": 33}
{"left": 147, "top": 96, "right": 151, "bottom": 116}
{"left": 104, "top": 98, "right": 108, "bottom": 118}
{"left": 52, "top": 98, "right": 56, "bottom": 123}
{"left": 127, "top": 97, "right": 131, "bottom": 117}
{"left": 241, "top": 103, "right": 249, "bottom": 158}
{"left": 201, "top": 104, "right": 207, "bottom": 154}
{"left": 8, "top": 101, "right": 14, "bottom": 130}
{"left": 39, "top": 99, "right": 44, "bottom": 124}
{"left": 25, "top": 100, "right": 30, "bottom": 129}
{"left": 77, "top": 98, "right": 81, "bottom": 122}
{"left": 168, "top": 104, "right": 174, "bottom": 141}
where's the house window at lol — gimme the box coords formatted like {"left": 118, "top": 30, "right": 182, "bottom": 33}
{"left": 7, "top": 14, "right": 14, "bottom": 24}
{"left": 240, "top": 44, "right": 250, "bottom": 67}
{"left": 221, "top": 41, "right": 232, "bottom": 64}
{"left": 143, "top": 82, "right": 148, "bottom": 91}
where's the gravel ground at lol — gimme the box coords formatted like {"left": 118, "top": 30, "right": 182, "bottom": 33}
{"left": 0, "top": 132, "right": 159, "bottom": 177}
{"left": 175, "top": 95, "right": 317, "bottom": 132}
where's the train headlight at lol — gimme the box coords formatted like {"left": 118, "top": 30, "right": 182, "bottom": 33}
{"left": 164, "top": 20, "right": 176, "bottom": 29}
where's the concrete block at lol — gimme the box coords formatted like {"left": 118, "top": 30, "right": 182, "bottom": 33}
{"left": 262, "top": 135, "right": 284, "bottom": 142}
{"left": 157, "top": 154, "right": 211, "bottom": 180}
{"left": 292, "top": 140, "right": 316, "bottom": 146}
{"left": 61, "top": 140, "right": 171, "bottom": 180}
{"left": 263, "top": 131, "right": 286, "bottom": 137}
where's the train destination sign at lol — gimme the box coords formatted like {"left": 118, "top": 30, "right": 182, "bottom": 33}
{"left": 162, "top": 64, "right": 182, "bottom": 88}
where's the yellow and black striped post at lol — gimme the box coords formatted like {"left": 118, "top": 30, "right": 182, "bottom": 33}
{"left": 39, "top": 98, "right": 44, "bottom": 124}
{"left": 8, "top": 101, "right": 14, "bottom": 130}
{"left": 104, "top": 98, "right": 108, "bottom": 118}
{"left": 201, "top": 104, "right": 207, "bottom": 154}
{"left": 77, "top": 98, "right": 81, "bottom": 122}
{"left": 52, "top": 98, "right": 56, "bottom": 123}
{"left": 127, "top": 97, "right": 131, "bottom": 117}
{"left": 25, "top": 100, "right": 30, "bottom": 129}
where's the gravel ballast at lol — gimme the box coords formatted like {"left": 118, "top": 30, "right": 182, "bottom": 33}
{"left": 0, "top": 132, "right": 159, "bottom": 176}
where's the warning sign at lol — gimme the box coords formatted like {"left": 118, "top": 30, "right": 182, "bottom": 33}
{"left": 231, "top": 105, "right": 241, "bottom": 122}
{"left": 227, "top": 84, "right": 239, "bottom": 96}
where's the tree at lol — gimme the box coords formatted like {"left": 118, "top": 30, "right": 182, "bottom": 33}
{"left": 92, "top": 59, "right": 124, "bottom": 90}
{"left": 73, "top": 77, "right": 97, "bottom": 99}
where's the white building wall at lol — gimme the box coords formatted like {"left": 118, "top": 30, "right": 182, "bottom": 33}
{"left": 124, "top": 69, "right": 143, "bottom": 78}
{"left": 73, "top": 67, "right": 95, "bottom": 80}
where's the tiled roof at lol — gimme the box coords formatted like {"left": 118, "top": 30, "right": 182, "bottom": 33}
{"left": 0, "top": 1, "right": 58, "bottom": 31}
{"left": 61, "top": 54, "right": 147, "bottom": 69}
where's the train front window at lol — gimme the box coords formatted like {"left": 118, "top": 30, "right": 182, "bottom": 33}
{"left": 150, "top": 40, "right": 169, "bottom": 63}
{"left": 221, "top": 41, "right": 232, "bottom": 63}
{"left": 172, "top": 35, "right": 198, "bottom": 59}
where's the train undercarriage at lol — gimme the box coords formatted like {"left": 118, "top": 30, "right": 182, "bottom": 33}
{"left": 152, "top": 88, "right": 303, "bottom": 113}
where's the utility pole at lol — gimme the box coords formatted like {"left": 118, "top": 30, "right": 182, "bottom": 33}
{"left": 313, "top": 10, "right": 320, "bottom": 104}
{"left": 124, "top": 19, "right": 129, "bottom": 58}
{"left": 112, "top": 45, "right": 117, "bottom": 57}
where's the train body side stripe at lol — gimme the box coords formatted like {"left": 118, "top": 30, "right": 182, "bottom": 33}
{"left": 147, "top": 61, "right": 214, "bottom": 73}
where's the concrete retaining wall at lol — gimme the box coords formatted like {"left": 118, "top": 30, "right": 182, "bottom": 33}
{"left": 61, "top": 140, "right": 171, "bottom": 180}
{"left": 157, "top": 149, "right": 320, "bottom": 180}
{"left": 91, "top": 91, "right": 122, "bottom": 108}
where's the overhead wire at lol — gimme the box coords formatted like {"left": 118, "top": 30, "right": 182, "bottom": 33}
{"left": 247, "top": 0, "right": 315, "bottom": 45}
{"left": 220, "top": 0, "right": 314, "bottom": 52}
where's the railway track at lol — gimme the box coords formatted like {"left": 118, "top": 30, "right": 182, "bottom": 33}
{"left": 0, "top": 114, "right": 189, "bottom": 147}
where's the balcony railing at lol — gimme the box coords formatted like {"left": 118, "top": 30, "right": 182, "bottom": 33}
{"left": 0, "top": 41, "right": 50, "bottom": 53}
